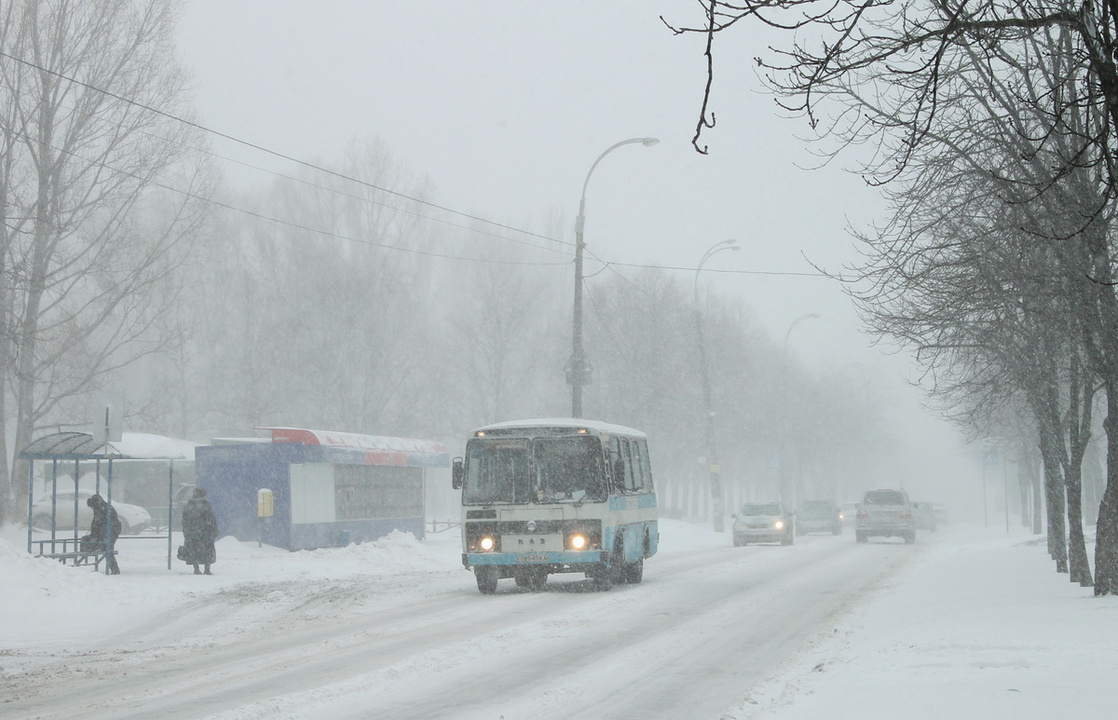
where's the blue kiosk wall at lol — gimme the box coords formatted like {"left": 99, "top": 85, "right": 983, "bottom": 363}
{"left": 195, "top": 433, "right": 448, "bottom": 551}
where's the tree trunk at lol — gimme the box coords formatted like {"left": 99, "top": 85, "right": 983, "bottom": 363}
{"left": 1017, "top": 446, "right": 1032, "bottom": 529}
{"left": 1065, "top": 354, "right": 1094, "bottom": 586}
{"left": 1087, "top": 233, "right": 1118, "bottom": 595}
{"left": 1067, "top": 466, "right": 1093, "bottom": 585}
{"left": 1096, "top": 385, "right": 1118, "bottom": 594}
{"left": 1039, "top": 432, "right": 1068, "bottom": 572}
{"left": 1033, "top": 464, "right": 1044, "bottom": 535}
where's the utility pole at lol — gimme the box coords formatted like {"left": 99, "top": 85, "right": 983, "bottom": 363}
{"left": 567, "top": 137, "right": 658, "bottom": 417}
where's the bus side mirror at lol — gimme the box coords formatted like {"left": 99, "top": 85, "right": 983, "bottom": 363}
{"left": 452, "top": 457, "right": 464, "bottom": 490}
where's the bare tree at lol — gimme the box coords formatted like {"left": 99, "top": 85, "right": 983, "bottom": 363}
{"left": 171, "top": 137, "right": 451, "bottom": 441}
{"left": 0, "top": 0, "right": 211, "bottom": 522}
{"left": 445, "top": 245, "right": 564, "bottom": 427}
{"left": 666, "top": 0, "right": 1118, "bottom": 593}
{"left": 845, "top": 56, "right": 1101, "bottom": 580}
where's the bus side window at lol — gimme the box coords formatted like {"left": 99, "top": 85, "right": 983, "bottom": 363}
{"left": 622, "top": 438, "right": 637, "bottom": 492}
{"left": 638, "top": 439, "right": 654, "bottom": 491}
{"left": 635, "top": 440, "right": 652, "bottom": 491}
{"left": 609, "top": 437, "right": 625, "bottom": 492}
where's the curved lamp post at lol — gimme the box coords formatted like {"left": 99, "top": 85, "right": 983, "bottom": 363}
{"left": 694, "top": 239, "right": 739, "bottom": 532}
{"left": 568, "top": 137, "right": 659, "bottom": 418}
{"left": 780, "top": 312, "right": 820, "bottom": 507}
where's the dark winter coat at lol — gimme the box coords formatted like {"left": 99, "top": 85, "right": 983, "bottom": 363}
{"left": 182, "top": 497, "right": 218, "bottom": 565}
{"left": 86, "top": 498, "right": 121, "bottom": 548}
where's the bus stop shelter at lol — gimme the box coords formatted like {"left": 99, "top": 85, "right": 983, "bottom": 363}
{"left": 21, "top": 431, "right": 193, "bottom": 573}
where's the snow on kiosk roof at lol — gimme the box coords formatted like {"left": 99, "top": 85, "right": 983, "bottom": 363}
{"left": 264, "top": 427, "right": 448, "bottom": 466}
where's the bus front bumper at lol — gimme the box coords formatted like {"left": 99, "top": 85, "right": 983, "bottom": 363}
{"left": 463, "top": 550, "right": 609, "bottom": 568}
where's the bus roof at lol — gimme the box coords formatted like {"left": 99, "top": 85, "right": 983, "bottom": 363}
{"left": 472, "top": 418, "right": 647, "bottom": 438}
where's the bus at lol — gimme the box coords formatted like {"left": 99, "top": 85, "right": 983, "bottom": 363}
{"left": 452, "top": 419, "right": 659, "bottom": 594}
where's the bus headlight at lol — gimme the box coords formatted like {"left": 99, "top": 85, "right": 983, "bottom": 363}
{"left": 479, "top": 536, "right": 496, "bottom": 551}
{"left": 568, "top": 533, "right": 589, "bottom": 551}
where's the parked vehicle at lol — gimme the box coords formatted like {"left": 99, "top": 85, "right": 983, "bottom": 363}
{"left": 732, "top": 502, "right": 794, "bottom": 546}
{"left": 796, "top": 500, "right": 842, "bottom": 535}
{"left": 911, "top": 501, "right": 938, "bottom": 532}
{"left": 855, "top": 488, "right": 915, "bottom": 544}
{"left": 32, "top": 490, "right": 152, "bottom": 535}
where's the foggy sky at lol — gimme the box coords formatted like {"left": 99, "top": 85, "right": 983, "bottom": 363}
{"left": 175, "top": 1, "right": 981, "bottom": 513}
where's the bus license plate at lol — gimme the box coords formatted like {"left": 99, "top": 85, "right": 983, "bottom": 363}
{"left": 518, "top": 554, "right": 549, "bottom": 563}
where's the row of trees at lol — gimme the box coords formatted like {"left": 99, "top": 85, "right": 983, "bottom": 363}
{"left": 0, "top": 1, "right": 901, "bottom": 533}
{"left": 141, "top": 157, "right": 898, "bottom": 513}
{"left": 667, "top": 0, "right": 1118, "bottom": 593}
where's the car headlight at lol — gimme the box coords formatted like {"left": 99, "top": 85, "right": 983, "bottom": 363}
{"left": 774, "top": 520, "right": 784, "bottom": 530}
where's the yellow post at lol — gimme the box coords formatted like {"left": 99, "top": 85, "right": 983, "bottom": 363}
{"left": 257, "top": 489, "right": 274, "bottom": 547}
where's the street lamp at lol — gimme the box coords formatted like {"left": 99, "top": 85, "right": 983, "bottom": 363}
{"left": 782, "top": 313, "right": 821, "bottom": 361}
{"left": 779, "top": 313, "right": 820, "bottom": 508}
{"left": 568, "top": 136, "right": 659, "bottom": 418}
{"left": 694, "top": 239, "right": 739, "bottom": 532}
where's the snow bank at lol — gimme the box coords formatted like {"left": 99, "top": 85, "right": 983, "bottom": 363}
{"left": 734, "top": 527, "right": 1118, "bottom": 719}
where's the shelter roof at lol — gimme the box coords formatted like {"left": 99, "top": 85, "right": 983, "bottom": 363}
{"left": 20, "top": 431, "right": 197, "bottom": 460}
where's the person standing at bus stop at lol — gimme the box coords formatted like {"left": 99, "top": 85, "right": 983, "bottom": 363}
{"left": 182, "top": 487, "right": 218, "bottom": 575}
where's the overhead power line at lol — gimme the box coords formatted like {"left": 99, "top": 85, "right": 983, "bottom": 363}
{"left": 0, "top": 49, "right": 569, "bottom": 250}
{"left": 606, "top": 261, "right": 829, "bottom": 278}
{"left": 0, "top": 50, "right": 829, "bottom": 278}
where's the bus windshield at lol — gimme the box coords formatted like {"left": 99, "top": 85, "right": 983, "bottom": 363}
{"left": 533, "top": 435, "right": 606, "bottom": 502}
{"left": 463, "top": 435, "right": 606, "bottom": 505}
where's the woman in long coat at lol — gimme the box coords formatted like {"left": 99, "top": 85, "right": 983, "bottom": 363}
{"left": 182, "top": 487, "right": 218, "bottom": 575}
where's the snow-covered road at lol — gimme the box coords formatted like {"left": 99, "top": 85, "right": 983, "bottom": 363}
{"left": 2, "top": 524, "right": 918, "bottom": 720}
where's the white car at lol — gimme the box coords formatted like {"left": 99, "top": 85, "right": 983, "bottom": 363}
{"left": 32, "top": 490, "right": 152, "bottom": 534}
{"left": 855, "top": 489, "right": 916, "bottom": 544}
{"left": 732, "top": 502, "right": 795, "bottom": 546}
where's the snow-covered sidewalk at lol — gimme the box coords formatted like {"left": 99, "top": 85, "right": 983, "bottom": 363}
{"left": 733, "top": 526, "right": 1118, "bottom": 719}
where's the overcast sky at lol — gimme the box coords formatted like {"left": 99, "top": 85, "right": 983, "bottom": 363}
{"left": 174, "top": 1, "right": 981, "bottom": 508}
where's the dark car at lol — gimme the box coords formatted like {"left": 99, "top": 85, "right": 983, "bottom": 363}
{"left": 855, "top": 488, "right": 916, "bottom": 544}
{"left": 796, "top": 500, "right": 842, "bottom": 535}
{"left": 732, "top": 502, "right": 794, "bottom": 546}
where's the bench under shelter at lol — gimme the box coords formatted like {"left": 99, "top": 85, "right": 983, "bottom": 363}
{"left": 22, "top": 431, "right": 194, "bottom": 574}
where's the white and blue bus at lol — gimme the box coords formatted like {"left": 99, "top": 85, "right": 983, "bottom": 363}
{"left": 452, "top": 419, "right": 658, "bottom": 594}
